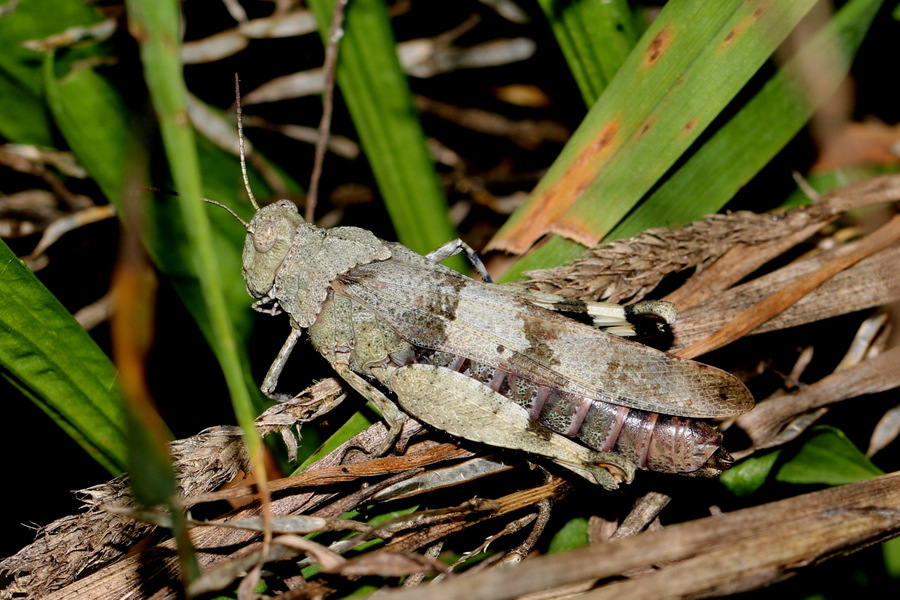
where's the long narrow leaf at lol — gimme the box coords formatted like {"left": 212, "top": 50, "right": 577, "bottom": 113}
{"left": 607, "top": 0, "right": 882, "bottom": 241}
{"left": 123, "top": 0, "right": 261, "bottom": 465}
{"left": 306, "top": 0, "right": 464, "bottom": 271}
{"left": 494, "top": 1, "right": 818, "bottom": 280}
{"left": 534, "top": 0, "right": 638, "bottom": 106}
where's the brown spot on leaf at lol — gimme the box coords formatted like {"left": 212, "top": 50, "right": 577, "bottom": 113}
{"left": 637, "top": 118, "right": 655, "bottom": 139}
{"left": 127, "top": 21, "right": 149, "bottom": 43}
{"left": 682, "top": 118, "right": 698, "bottom": 135}
{"left": 644, "top": 27, "right": 672, "bottom": 67}
{"left": 721, "top": 3, "right": 769, "bottom": 48}
{"left": 573, "top": 180, "right": 590, "bottom": 198}
{"left": 486, "top": 120, "right": 621, "bottom": 254}
{"left": 593, "top": 123, "right": 618, "bottom": 152}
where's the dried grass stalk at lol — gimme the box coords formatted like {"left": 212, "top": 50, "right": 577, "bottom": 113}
{"left": 371, "top": 472, "right": 900, "bottom": 600}
{"left": 0, "top": 381, "right": 342, "bottom": 599}
{"left": 0, "top": 426, "right": 249, "bottom": 599}
{"left": 524, "top": 174, "right": 900, "bottom": 304}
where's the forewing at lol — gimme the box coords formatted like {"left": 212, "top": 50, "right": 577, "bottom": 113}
{"left": 336, "top": 248, "right": 753, "bottom": 418}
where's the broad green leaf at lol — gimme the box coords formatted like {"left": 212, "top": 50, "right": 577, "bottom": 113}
{"left": 0, "top": 238, "right": 126, "bottom": 474}
{"left": 306, "top": 0, "right": 464, "bottom": 272}
{"left": 0, "top": 0, "right": 105, "bottom": 98}
{"left": 720, "top": 449, "right": 782, "bottom": 497}
{"left": 535, "top": 0, "right": 638, "bottom": 106}
{"left": 496, "top": 1, "right": 819, "bottom": 281}
{"left": 548, "top": 517, "right": 589, "bottom": 553}
{"left": 776, "top": 426, "right": 883, "bottom": 486}
{"left": 725, "top": 426, "right": 882, "bottom": 495}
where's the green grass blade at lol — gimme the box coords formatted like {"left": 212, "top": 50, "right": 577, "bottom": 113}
{"left": 123, "top": 0, "right": 262, "bottom": 461}
{"left": 495, "top": 1, "right": 818, "bottom": 280}
{"left": 31, "top": 0, "right": 268, "bottom": 395}
{"left": 607, "top": 0, "right": 882, "bottom": 241}
{"left": 306, "top": 0, "right": 464, "bottom": 271}
{"left": 534, "top": 0, "right": 638, "bottom": 106}
{"left": 296, "top": 411, "right": 374, "bottom": 472}
{"left": 0, "top": 238, "right": 126, "bottom": 474}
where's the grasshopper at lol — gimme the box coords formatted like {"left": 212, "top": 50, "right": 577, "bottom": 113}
{"left": 203, "top": 85, "right": 753, "bottom": 488}
{"left": 210, "top": 193, "right": 754, "bottom": 489}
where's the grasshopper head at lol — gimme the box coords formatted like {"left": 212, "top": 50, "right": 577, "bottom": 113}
{"left": 241, "top": 199, "right": 306, "bottom": 299}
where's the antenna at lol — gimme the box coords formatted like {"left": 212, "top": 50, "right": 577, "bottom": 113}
{"left": 235, "top": 73, "right": 259, "bottom": 211}
{"left": 142, "top": 185, "right": 252, "bottom": 231}
{"left": 202, "top": 197, "right": 252, "bottom": 230}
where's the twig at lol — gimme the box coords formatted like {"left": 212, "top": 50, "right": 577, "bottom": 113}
{"left": 306, "top": 0, "right": 349, "bottom": 223}
{"left": 373, "top": 472, "right": 900, "bottom": 600}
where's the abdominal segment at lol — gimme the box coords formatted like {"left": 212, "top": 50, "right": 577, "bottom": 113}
{"left": 419, "top": 351, "right": 729, "bottom": 475}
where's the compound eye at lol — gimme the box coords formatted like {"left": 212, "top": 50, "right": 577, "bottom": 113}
{"left": 254, "top": 220, "right": 277, "bottom": 253}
